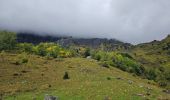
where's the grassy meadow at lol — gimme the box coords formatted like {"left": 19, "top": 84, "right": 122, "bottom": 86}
{"left": 0, "top": 53, "right": 169, "bottom": 100}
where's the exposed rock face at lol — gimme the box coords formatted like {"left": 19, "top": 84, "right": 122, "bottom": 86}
{"left": 17, "top": 33, "right": 132, "bottom": 51}
{"left": 57, "top": 37, "right": 132, "bottom": 50}
{"left": 17, "top": 33, "right": 62, "bottom": 44}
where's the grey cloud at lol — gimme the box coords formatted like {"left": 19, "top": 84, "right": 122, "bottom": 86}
{"left": 0, "top": 0, "right": 170, "bottom": 44}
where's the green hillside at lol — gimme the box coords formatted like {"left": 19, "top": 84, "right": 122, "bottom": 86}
{"left": 0, "top": 31, "right": 170, "bottom": 100}
{"left": 0, "top": 53, "right": 169, "bottom": 100}
{"left": 131, "top": 35, "right": 170, "bottom": 88}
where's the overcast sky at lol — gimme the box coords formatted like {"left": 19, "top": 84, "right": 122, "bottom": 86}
{"left": 0, "top": 0, "right": 170, "bottom": 44}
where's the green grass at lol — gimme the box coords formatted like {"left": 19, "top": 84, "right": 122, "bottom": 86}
{"left": 0, "top": 53, "right": 169, "bottom": 100}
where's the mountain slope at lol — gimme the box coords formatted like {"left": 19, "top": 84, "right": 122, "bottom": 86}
{"left": 17, "top": 33, "right": 132, "bottom": 51}
{"left": 130, "top": 35, "right": 170, "bottom": 88}
{"left": 133, "top": 35, "right": 170, "bottom": 55}
{"left": 132, "top": 35, "right": 170, "bottom": 67}
{"left": 0, "top": 53, "right": 169, "bottom": 100}
{"left": 17, "top": 33, "right": 63, "bottom": 44}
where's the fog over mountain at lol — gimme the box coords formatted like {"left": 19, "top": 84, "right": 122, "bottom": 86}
{"left": 0, "top": 0, "right": 170, "bottom": 44}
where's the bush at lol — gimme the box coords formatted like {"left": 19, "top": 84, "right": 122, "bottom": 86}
{"left": 158, "top": 81, "right": 167, "bottom": 87}
{"left": 84, "top": 48, "right": 90, "bottom": 57}
{"left": 100, "top": 61, "right": 109, "bottom": 68}
{"left": 63, "top": 72, "right": 69, "bottom": 80}
{"left": 116, "top": 62, "right": 127, "bottom": 71}
{"left": 13, "top": 60, "right": 21, "bottom": 65}
{"left": 91, "top": 51, "right": 106, "bottom": 61}
{"left": 11, "top": 53, "right": 29, "bottom": 65}
{"left": 18, "top": 43, "right": 34, "bottom": 53}
{"left": 91, "top": 50, "right": 144, "bottom": 75}
{"left": 0, "top": 31, "right": 17, "bottom": 51}
{"left": 33, "top": 43, "right": 48, "bottom": 56}
{"left": 145, "top": 69, "right": 157, "bottom": 80}
{"left": 120, "top": 52, "right": 133, "bottom": 59}
{"left": 22, "top": 58, "right": 28, "bottom": 63}
{"left": 107, "top": 77, "right": 111, "bottom": 80}
{"left": 32, "top": 43, "right": 72, "bottom": 58}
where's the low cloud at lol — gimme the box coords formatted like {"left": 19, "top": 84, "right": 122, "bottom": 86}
{"left": 0, "top": 0, "right": 170, "bottom": 44}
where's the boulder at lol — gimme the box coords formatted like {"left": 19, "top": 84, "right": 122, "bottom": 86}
{"left": 162, "top": 89, "right": 170, "bottom": 94}
{"left": 44, "top": 95, "right": 58, "bottom": 100}
{"left": 86, "top": 56, "right": 91, "bottom": 59}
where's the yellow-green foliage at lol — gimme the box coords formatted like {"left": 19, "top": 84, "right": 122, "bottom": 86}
{"left": 68, "top": 46, "right": 91, "bottom": 57}
{"left": 8, "top": 52, "right": 29, "bottom": 65}
{"left": 75, "top": 47, "right": 87, "bottom": 57}
{"left": 17, "top": 43, "right": 34, "bottom": 53}
{"left": 91, "top": 50, "right": 144, "bottom": 75}
{"left": 18, "top": 43, "right": 73, "bottom": 58}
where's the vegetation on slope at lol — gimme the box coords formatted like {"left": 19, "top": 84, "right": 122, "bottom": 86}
{"left": 17, "top": 43, "right": 73, "bottom": 58}
{"left": 131, "top": 35, "right": 170, "bottom": 88}
{"left": 0, "top": 53, "right": 169, "bottom": 100}
{"left": 90, "top": 50, "right": 144, "bottom": 76}
{"left": 0, "top": 31, "right": 170, "bottom": 99}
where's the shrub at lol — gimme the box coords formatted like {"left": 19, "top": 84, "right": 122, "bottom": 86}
{"left": 84, "top": 48, "right": 90, "bottom": 57}
{"left": 13, "top": 60, "right": 21, "bottom": 65}
{"left": 91, "top": 51, "right": 105, "bottom": 61}
{"left": 31, "top": 43, "right": 73, "bottom": 58}
{"left": 159, "top": 66, "right": 165, "bottom": 72}
{"left": 63, "top": 72, "right": 69, "bottom": 80}
{"left": 16, "top": 52, "right": 29, "bottom": 64}
{"left": 158, "top": 81, "right": 167, "bottom": 87}
{"left": 75, "top": 47, "right": 86, "bottom": 57}
{"left": 17, "top": 43, "right": 34, "bottom": 53}
{"left": 33, "top": 43, "right": 48, "bottom": 56}
{"left": 100, "top": 61, "right": 109, "bottom": 68}
{"left": 107, "top": 77, "right": 111, "bottom": 80}
{"left": 22, "top": 58, "right": 28, "bottom": 63}
{"left": 145, "top": 69, "right": 157, "bottom": 80}
{"left": 91, "top": 50, "right": 144, "bottom": 75}
{"left": 120, "top": 52, "right": 133, "bottom": 59}
{"left": 164, "top": 71, "right": 170, "bottom": 81}
{"left": 0, "top": 31, "right": 17, "bottom": 51}
{"left": 95, "top": 54, "right": 101, "bottom": 61}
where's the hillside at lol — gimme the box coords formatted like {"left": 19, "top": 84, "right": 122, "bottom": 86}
{"left": 0, "top": 53, "right": 169, "bottom": 100}
{"left": 132, "top": 35, "right": 170, "bottom": 71}
{"left": 131, "top": 35, "right": 170, "bottom": 88}
{"left": 1, "top": 0, "right": 170, "bottom": 99}
{"left": 133, "top": 35, "right": 170, "bottom": 55}
{"left": 1, "top": 31, "right": 170, "bottom": 100}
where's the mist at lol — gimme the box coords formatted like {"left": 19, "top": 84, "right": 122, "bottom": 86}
{"left": 0, "top": 0, "right": 170, "bottom": 44}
